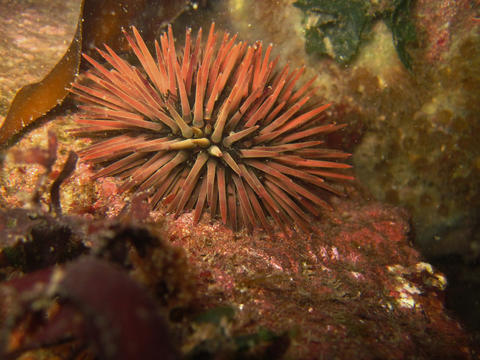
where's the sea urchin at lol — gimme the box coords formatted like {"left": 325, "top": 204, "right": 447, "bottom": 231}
{"left": 71, "top": 23, "right": 353, "bottom": 233}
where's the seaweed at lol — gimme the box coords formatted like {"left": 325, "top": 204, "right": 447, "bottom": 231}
{"left": 0, "top": 256, "right": 179, "bottom": 360}
{"left": 186, "top": 306, "right": 288, "bottom": 359}
{"left": 386, "top": 0, "right": 416, "bottom": 70}
{"left": 0, "top": 0, "right": 194, "bottom": 148}
{"left": 293, "top": 0, "right": 416, "bottom": 69}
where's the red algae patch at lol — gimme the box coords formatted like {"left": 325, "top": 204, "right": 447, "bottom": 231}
{"left": 164, "top": 196, "right": 470, "bottom": 359}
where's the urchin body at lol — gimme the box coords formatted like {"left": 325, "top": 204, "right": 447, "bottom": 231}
{"left": 71, "top": 23, "right": 352, "bottom": 233}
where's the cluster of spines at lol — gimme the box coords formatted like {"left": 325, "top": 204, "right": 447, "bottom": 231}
{"left": 71, "top": 23, "right": 353, "bottom": 233}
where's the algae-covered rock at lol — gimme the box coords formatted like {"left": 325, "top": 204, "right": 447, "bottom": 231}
{"left": 293, "top": 0, "right": 416, "bottom": 68}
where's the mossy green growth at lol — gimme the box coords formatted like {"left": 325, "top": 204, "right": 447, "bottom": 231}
{"left": 385, "top": 0, "right": 416, "bottom": 69}
{"left": 293, "top": 0, "right": 416, "bottom": 69}
{"left": 193, "top": 305, "right": 235, "bottom": 325}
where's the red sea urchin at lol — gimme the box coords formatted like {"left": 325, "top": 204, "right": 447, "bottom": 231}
{"left": 71, "top": 23, "right": 353, "bottom": 233}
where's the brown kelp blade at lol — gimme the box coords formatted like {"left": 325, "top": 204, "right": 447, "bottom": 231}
{"left": 0, "top": 0, "right": 192, "bottom": 148}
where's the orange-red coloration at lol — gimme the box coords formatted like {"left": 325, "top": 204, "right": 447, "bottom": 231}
{"left": 71, "top": 23, "right": 353, "bottom": 232}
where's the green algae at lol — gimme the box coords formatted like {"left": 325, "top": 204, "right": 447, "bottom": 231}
{"left": 293, "top": 0, "right": 416, "bottom": 69}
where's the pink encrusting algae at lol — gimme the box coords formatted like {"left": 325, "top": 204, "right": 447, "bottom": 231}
{"left": 70, "top": 23, "right": 353, "bottom": 233}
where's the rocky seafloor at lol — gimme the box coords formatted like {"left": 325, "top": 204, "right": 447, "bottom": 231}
{"left": 0, "top": 0, "right": 479, "bottom": 358}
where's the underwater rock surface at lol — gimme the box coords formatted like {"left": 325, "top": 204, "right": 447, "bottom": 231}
{"left": 0, "top": 0, "right": 479, "bottom": 358}
{"left": 0, "top": 122, "right": 474, "bottom": 358}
